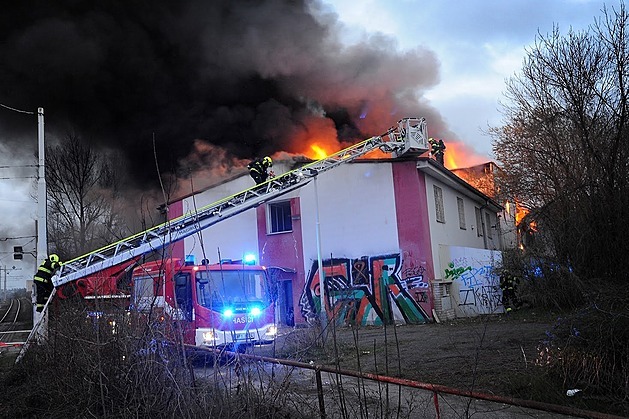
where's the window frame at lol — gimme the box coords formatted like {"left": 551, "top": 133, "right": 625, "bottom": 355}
{"left": 434, "top": 185, "right": 445, "bottom": 224}
{"left": 267, "top": 200, "right": 293, "bottom": 234}
{"left": 457, "top": 197, "right": 466, "bottom": 230}
{"left": 475, "top": 207, "right": 483, "bottom": 237}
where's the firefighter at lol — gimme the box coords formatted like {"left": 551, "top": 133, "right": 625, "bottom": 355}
{"left": 500, "top": 273, "right": 520, "bottom": 313}
{"left": 248, "top": 156, "right": 273, "bottom": 185}
{"left": 34, "top": 254, "right": 62, "bottom": 312}
{"left": 428, "top": 138, "right": 446, "bottom": 165}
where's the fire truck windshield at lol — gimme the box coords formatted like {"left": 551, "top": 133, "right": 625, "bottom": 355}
{"left": 195, "top": 269, "right": 267, "bottom": 309}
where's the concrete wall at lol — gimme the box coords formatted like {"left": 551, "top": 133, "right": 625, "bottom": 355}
{"left": 438, "top": 245, "right": 503, "bottom": 317}
{"left": 294, "top": 161, "right": 432, "bottom": 326}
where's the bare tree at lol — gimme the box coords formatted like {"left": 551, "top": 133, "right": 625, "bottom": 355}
{"left": 46, "top": 133, "right": 129, "bottom": 259}
{"left": 492, "top": 4, "right": 629, "bottom": 283}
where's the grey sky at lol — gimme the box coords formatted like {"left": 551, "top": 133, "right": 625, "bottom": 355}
{"left": 325, "top": 0, "right": 610, "bottom": 158}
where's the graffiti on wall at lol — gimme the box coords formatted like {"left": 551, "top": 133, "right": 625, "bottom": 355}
{"left": 298, "top": 254, "right": 430, "bottom": 326}
{"left": 450, "top": 256, "right": 502, "bottom": 314}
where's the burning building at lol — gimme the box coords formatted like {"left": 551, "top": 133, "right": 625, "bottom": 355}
{"left": 169, "top": 147, "right": 508, "bottom": 326}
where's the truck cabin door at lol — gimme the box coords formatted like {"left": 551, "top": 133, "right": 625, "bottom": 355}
{"left": 174, "top": 272, "right": 193, "bottom": 321}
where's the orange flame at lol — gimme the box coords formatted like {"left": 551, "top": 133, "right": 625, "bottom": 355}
{"left": 442, "top": 141, "right": 489, "bottom": 170}
{"left": 515, "top": 201, "right": 529, "bottom": 226}
{"left": 309, "top": 143, "right": 328, "bottom": 159}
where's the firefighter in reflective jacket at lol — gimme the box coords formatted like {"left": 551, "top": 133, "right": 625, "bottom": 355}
{"left": 428, "top": 138, "right": 446, "bottom": 165}
{"left": 34, "top": 254, "right": 62, "bottom": 312}
{"left": 500, "top": 273, "right": 520, "bottom": 313}
{"left": 248, "top": 156, "right": 273, "bottom": 185}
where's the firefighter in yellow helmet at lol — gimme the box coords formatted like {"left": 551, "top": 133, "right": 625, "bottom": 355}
{"left": 248, "top": 156, "right": 273, "bottom": 185}
{"left": 428, "top": 138, "right": 446, "bottom": 165}
{"left": 34, "top": 254, "right": 62, "bottom": 312}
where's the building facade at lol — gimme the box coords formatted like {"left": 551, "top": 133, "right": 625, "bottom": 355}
{"left": 169, "top": 157, "right": 508, "bottom": 327}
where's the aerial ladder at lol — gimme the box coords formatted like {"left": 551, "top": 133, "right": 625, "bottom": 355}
{"left": 20, "top": 117, "right": 430, "bottom": 358}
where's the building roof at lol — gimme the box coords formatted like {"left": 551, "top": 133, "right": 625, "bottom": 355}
{"left": 416, "top": 157, "right": 503, "bottom": 212}
{"left": 171, "top": 155, "right": 503, "bottom": 213}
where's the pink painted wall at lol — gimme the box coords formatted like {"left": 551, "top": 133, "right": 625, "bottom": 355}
{"left": 392, "top": 161, "right": 435, "bottom": 316}
{"left": 256, "top": 198, "right": 306, "bottom": 324}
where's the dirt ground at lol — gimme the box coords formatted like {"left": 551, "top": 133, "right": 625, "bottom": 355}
{"left": 255, "top": 308, "right": 558, "bottom": 400}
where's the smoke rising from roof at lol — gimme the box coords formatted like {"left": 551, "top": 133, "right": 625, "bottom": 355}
{"left": 0, "top": 0, "right": 452, "bottom": 189}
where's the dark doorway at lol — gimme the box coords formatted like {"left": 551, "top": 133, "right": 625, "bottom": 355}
{"left": 282, "top": 280, "right": 294, "bottom": 326}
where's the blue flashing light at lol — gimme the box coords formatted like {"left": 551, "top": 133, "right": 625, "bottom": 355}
{"left": 243, "top": 253, "right": 256, "bottom": 265}
{"left": 185, "top": 255, "right": 195, "bottom": 266}
{"left": 222, "top": 308, "right": 234, "bottom": 318}
{"left": 250, "top": 306, "right": 261, "bottom": 317}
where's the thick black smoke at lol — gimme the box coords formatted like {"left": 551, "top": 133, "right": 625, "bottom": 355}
{"left": 0, "top": 0, "right": 449, "bottom": 189}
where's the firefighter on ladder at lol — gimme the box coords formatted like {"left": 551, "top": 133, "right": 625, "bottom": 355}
{"left": 248, "top": 156, "right": 273, "bottom": 185}
{"left": 34, "top": 254, "right": 62, "bottom": 312}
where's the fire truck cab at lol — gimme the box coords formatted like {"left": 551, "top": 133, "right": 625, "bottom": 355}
{"left": 130, "top": 257, "right": 277, "bottom": 350}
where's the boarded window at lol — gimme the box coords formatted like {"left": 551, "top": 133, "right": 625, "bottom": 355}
{"left": 475, "top": 207, "right": 483, "bottom": 237}
{"left": 434, "top": 185, "right": 445, "bottom": 223}
{"left": 457, "top": 197, "right": 466, "bottom": 230}
{"left": 486, "top": 213, "right": 493, "bottom": 239}
{"left": 268, "top": 201, "right": 292, "bottom": 233}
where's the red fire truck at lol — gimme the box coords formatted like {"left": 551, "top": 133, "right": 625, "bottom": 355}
{"left": 130, "top": 257, "right": 278, "bottom": 350}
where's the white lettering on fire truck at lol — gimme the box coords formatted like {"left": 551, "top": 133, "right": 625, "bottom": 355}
{"left": 233, "top": 315, "right": 254, "bottom": 324}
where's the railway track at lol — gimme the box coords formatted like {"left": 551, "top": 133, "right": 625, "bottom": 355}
{"left": 0, "top": 298, "right": 32, "bottom": 350}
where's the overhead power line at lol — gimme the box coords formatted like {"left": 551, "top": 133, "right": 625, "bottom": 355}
{"left": 0, "top": 236, "right": 36, "bottom": 241}
{"left": 0, "top": 176, "right": 37, "bottom": 180}
{"left": 0, "top": 103, "right": 34, "bottom": 115}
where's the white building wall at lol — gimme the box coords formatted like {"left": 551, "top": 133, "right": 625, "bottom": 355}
{"left": 425, "top": 177, "right": 480, "bottom": 279}
{"left": 181, "top": 171, "right": 261, "bottom": 263}
{"left": 181, "top": 161, "right": 401, "bottom": 275}
{"left": 297, "top": 162, "right": 400, "bottom": 275}
{"left": 438, "top": 245, "right": 503, "bottom": 317}
{"left": 422, "top": 172, "right": 504, "bottom": 318}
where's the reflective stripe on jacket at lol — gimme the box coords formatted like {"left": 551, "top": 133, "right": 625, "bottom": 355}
{"left": 34, "top": 258, "right": 61, "bottom": 283}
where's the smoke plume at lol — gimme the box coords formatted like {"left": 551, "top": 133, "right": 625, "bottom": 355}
{"left": 0, "top": 0, "right": 452, "bottom": 190}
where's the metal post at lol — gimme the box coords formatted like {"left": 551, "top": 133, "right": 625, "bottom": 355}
{"left": 314, "top": 175, "right": 326, "bottom": 327}
{"left": 36, "top": 107, "right": 47, "bottom": 265}
{"left": 35, "top": 107, "right": 47, "bottom": 332}
{"left": 315, "top": 367, "right": 327, "bottom": 419}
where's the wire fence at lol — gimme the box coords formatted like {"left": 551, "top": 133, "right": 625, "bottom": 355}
{"left": 191, "top": 345, "right": 625, "bottom": 419}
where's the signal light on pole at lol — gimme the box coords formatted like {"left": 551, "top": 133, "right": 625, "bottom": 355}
{"left": 13, "top": 246, "right": 23, "bottom": 260}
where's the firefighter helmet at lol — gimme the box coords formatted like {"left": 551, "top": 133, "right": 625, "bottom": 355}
{"left": 263, "top": 156, "right": 273, "bottom": 167}
{"left": 49, "top": 254, "right": 60, "bottom": 263}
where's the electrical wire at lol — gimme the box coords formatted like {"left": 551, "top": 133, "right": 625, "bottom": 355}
{"left": 0, "top": 103, "right": 34, "bottom": 115}
{"left": 0, "top": 176, "right": 37, "bottom": 179}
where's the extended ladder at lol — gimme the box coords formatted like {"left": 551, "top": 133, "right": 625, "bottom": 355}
{"left": 53, "top": 117, "right": 429, "bottom": 288}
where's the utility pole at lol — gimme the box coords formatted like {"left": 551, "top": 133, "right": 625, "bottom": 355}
{"left": 36, "top": 107, "right": 47, "bottom": 266}
{"left": 313, "top": 175, "right": 327, "bottom": 330}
